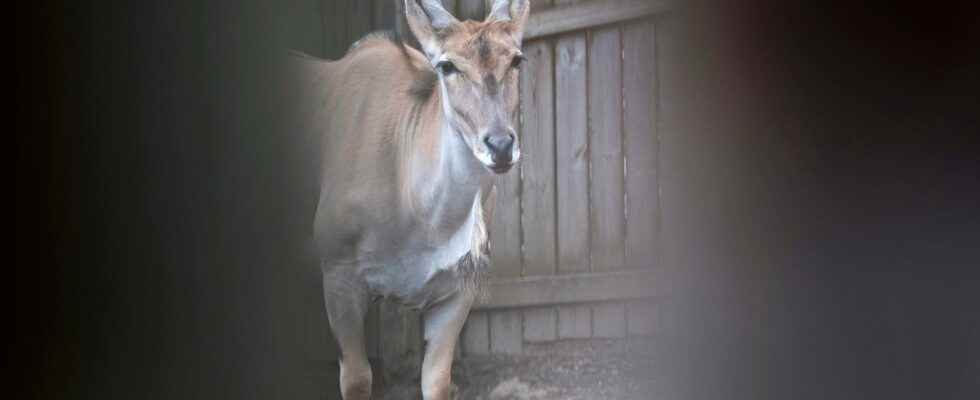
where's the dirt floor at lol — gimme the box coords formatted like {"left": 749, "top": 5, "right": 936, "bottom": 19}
{"left": 378, "top": 339, "right": 668, "bottom": 400}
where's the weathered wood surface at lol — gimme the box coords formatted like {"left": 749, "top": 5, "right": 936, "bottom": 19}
{"left": 517, "top": 39, "right": 560, "bottom": 345}
{"left": 622, "top": 20, "right": 661, "bottom": 342}
{"left": 592, "top": 302, "right": 627, "bottom": 338}
{"left": 475, "top": 270, "right": 660, "bottom": 309}
{"left": 523, "top": 306, "right": 558, "bottom": 342}
{"left": 624, "top": 19, "right": 659, "bottom": 270}
{"left": 554, "top": 33, "right": 590, "bottom": 274}
{"left": 588, "top": 25, "right": 627, "bottom": 338}
{"left": 588, "top": 26, "right": 625, "bottom": 273}
{"left": 553, "top": 32, "right": 593, "bottom": 339}
{"left": 526, "top": 0, "right": 675, "bottom": 40}
{"left": 519, "top": 42, "right": 556, "bottom": 279}
{"left": 461, "top": 311, "right": 490, "bottom": 354}
{"left": 558, "top": 305, "right": 592, "bottom": 338}
{"left": 490, "top": 310, "right": 523, "bottom": 354}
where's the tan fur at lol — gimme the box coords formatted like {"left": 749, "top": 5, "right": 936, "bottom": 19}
{"left": 294, "top": 2, "right": 531, "bottom": 399}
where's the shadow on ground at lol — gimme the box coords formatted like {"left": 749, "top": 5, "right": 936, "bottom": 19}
{"left": 377, "top": 339, "right": 669, "bottom": 400}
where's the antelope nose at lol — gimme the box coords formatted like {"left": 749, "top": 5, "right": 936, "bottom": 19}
{"left": 484, "top": 134, "right": 515, "bottom": 161}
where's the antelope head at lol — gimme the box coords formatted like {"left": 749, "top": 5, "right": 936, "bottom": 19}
{"left": 405, "top": 0, "right": 530, "bottom": 174}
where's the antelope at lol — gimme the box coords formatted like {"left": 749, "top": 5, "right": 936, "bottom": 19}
{"left": 289, "top": 1, "right": 530, "bottom": 399}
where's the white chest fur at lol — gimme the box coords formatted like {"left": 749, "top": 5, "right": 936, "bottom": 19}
{"left": 359, "top": 191, "right": 483, "bottom": 308}
{"left": 422, "top": 192, "right": 480, "bottom": 279}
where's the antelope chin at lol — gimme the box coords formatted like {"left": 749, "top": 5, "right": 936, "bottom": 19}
{"left": 487, "top": 162, "right": 514, "bottom": 174}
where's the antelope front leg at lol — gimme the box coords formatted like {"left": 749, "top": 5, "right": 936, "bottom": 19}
{"left": 421, "top": 293, "right": 474, "bottom": 400}
{"left": 322, "top": 265, "right": 373, "bottom": 400}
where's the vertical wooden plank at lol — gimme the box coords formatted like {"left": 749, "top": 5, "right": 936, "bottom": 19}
{"left": 624, "top": 19, "right": 659, "bottom": 270}
{"left": 461, "top": 310, "right": 490, "bottom": 355}
{"left": 587, "top": 26, "right": 627, "bottom": 338}
{"left": 555, "top": 32, "right": 591, "bottom": 338}
{"left": 558, "top": 305, "right": 592, "bottom": 338}
{"left": 490, "top": 306, "right": 522, "bottom": 354}
{"left": 555, "top": 33, "right": 590, "bottom": 273}
{"left": 592, "top": 302, "right": 627, "bottom": 338}
{"left": 653, "top": 14, "right": 688, "bottom": 280}
{"left": 520, "top": 41, "right": 556, "bottom": 278}
{"left": 588, "top": 26, "right": 625, "bottom": 273}
{"left": 523, "top": 307, "right": 557, "bottom": 342}
{"left": 490, "top": 310, "right": 523, "bottom": 354}
{"left": 518, "top": 40, "right": 558, "bottom": 343}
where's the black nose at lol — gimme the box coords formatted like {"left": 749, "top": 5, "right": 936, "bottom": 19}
{"left": 484, "top": 134, "right": 515, "bottom": 161}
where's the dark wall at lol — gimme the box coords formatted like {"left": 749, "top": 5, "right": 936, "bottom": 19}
{"left": 17, "top": 1, "right": 320, "bottom": 399}
{"left": 655, "top": 2, "right": 980, "bottom": 399}
{"left": 15, "top": 1, "right": 979, "bottom": 399}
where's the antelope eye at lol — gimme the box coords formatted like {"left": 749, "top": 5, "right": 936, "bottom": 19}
{"left": 511, "top": 54, "right": 525, "bottom": 69}
{"left": 436, "top": 61, "right": 458, "bottom": 75}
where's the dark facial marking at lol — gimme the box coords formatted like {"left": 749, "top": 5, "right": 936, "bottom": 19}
{"left": 478, "top": 36, "right": 492, "bottom": 66}
{"left": 483, "top": 73, "right": 499, "bottom": 96}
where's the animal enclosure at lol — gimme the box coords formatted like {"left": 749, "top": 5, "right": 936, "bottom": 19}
{"left": 282, "top": 0, "right": 680, "bottom": 396}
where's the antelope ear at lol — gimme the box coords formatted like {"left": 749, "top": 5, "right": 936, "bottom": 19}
{"left": 404, "top": 0, "right": 459, "bottom": 59}
{"left": 487, "top": 0, "right": 530, "bottom": 42}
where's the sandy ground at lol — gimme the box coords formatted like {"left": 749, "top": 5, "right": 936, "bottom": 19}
{"left": 377, "top": 339, "right": 669, "bottom": 400}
